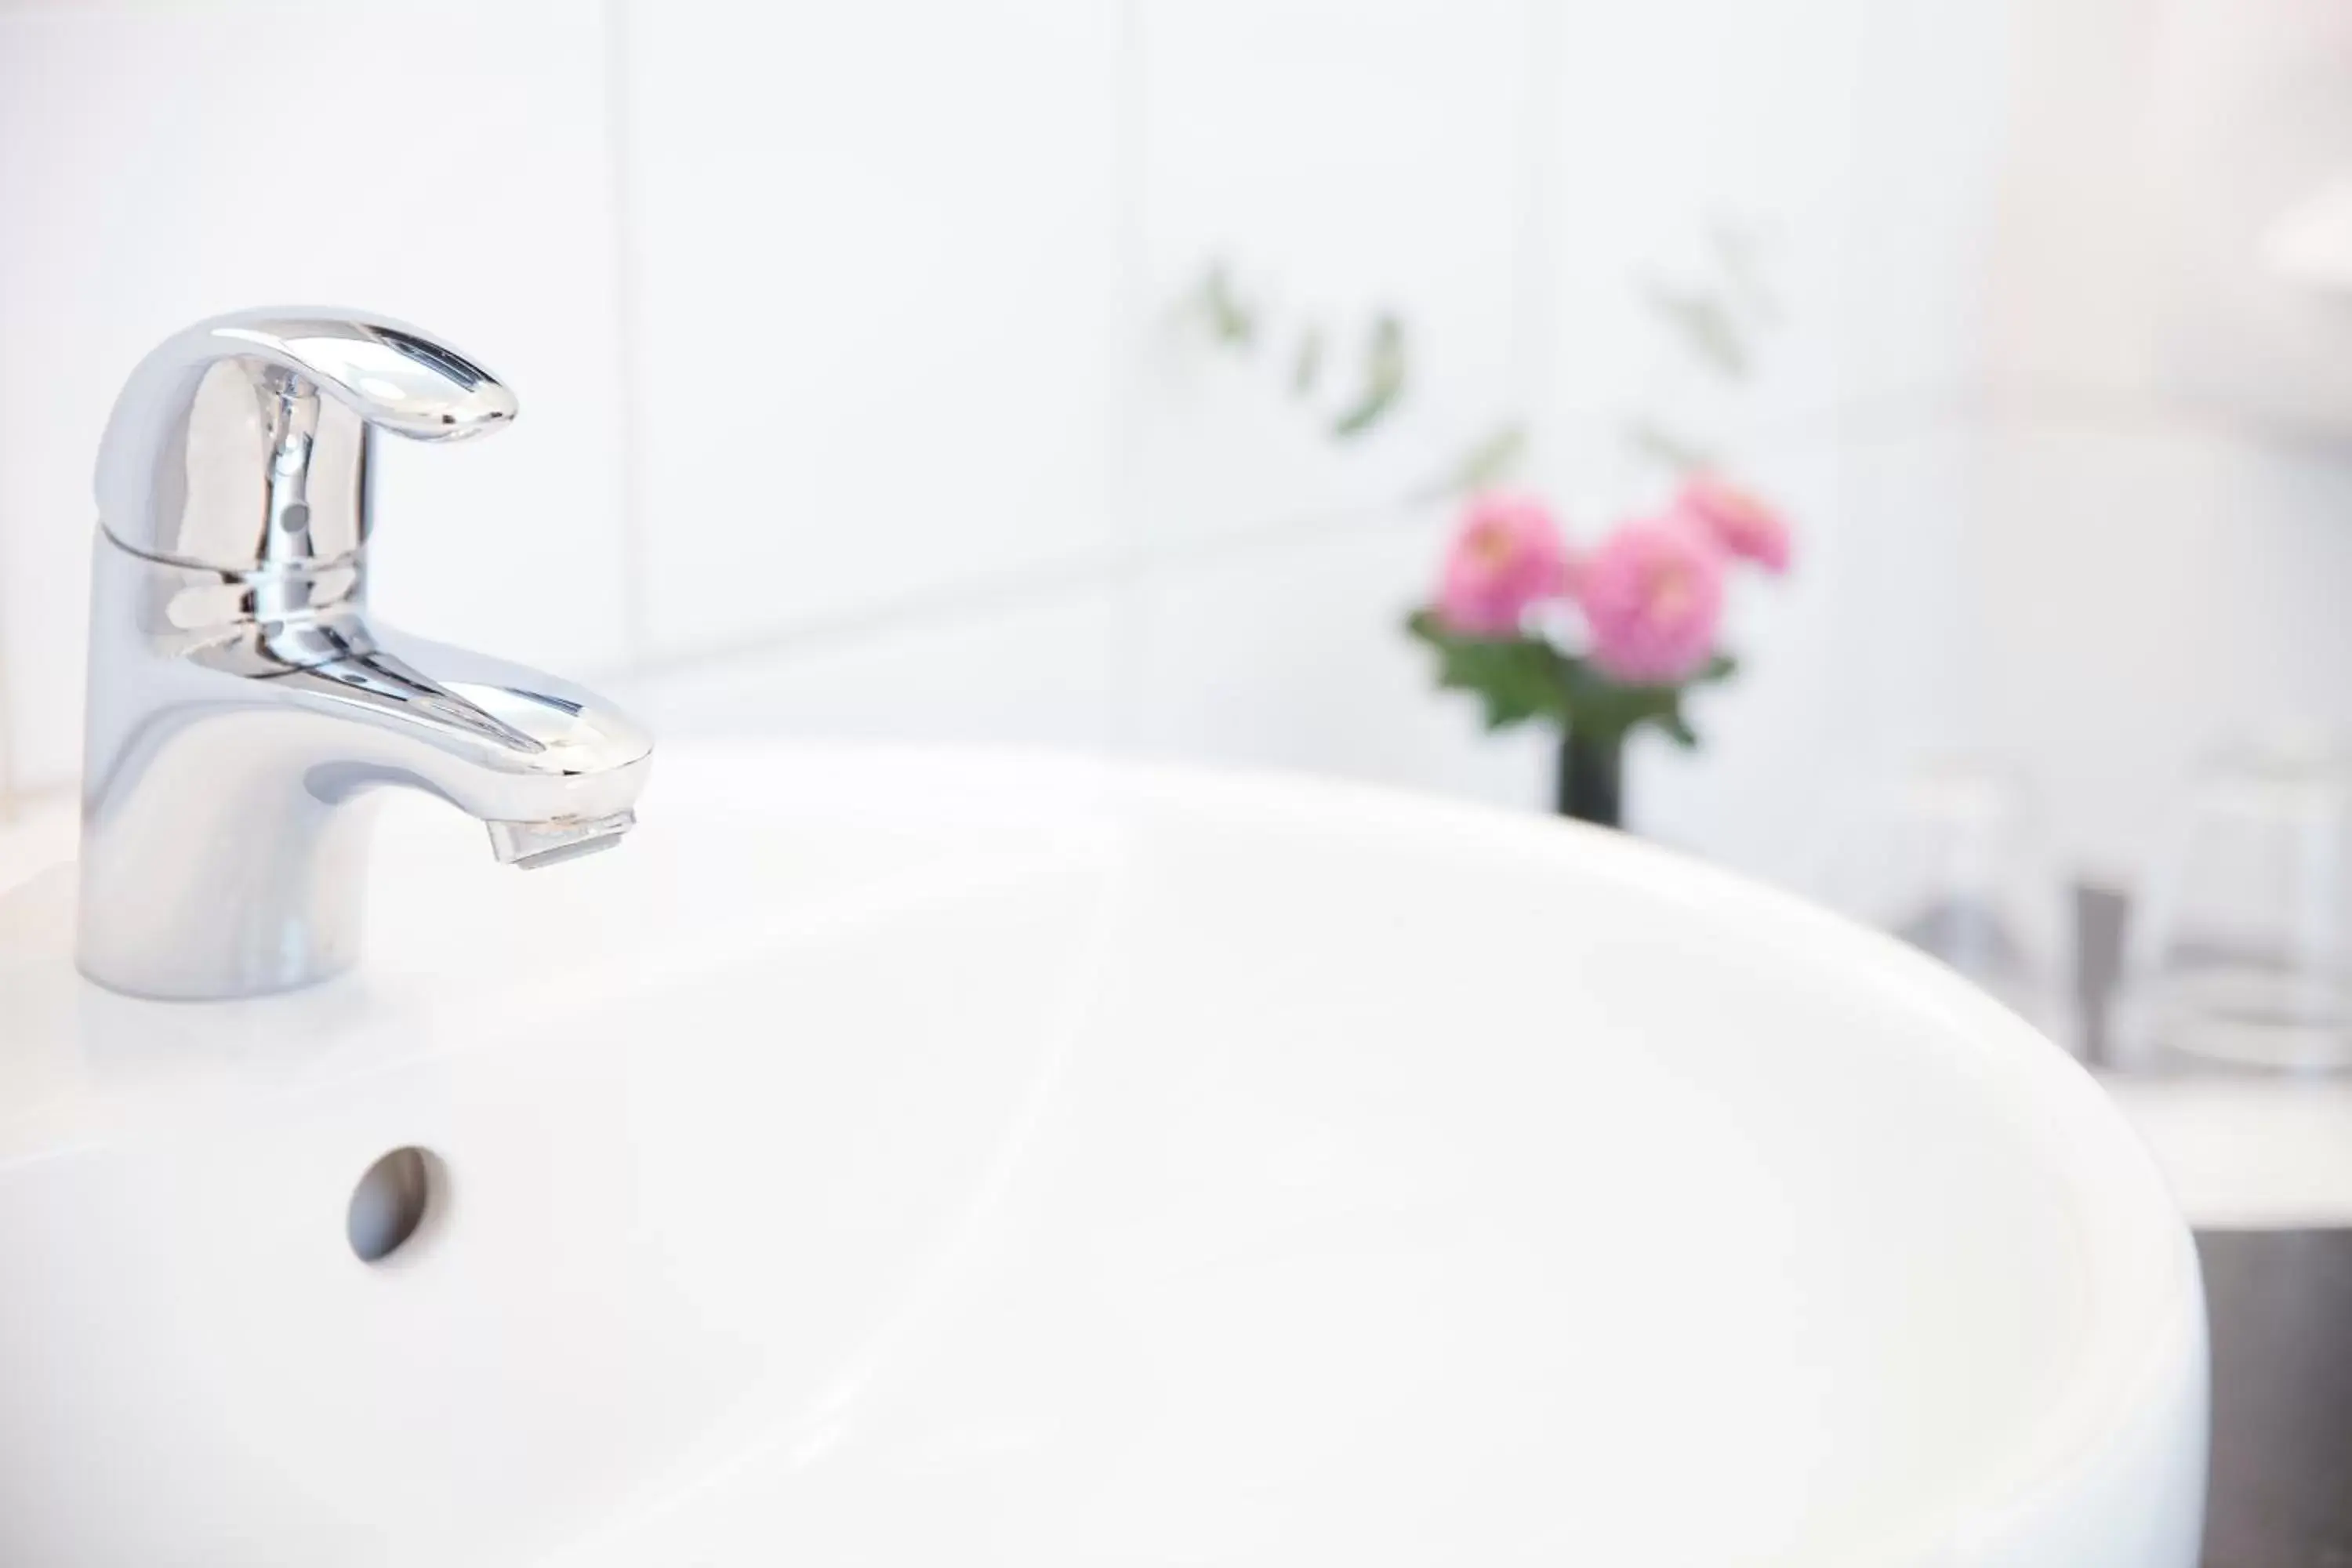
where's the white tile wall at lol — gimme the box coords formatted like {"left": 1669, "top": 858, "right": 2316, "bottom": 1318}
{"left": 0, "top": 0, "right": 631, "bottom": 793}
{"left": 3, "top": 0, "right": 2350, "bottom": 919}
{"left": 1131, "top": 507, "right": 1552, "bottom": 808}
{"left": 1974, "top": 0, "right": 2168, "bottom": 408}
{"left": 1131, "top": 0, "right": 1533, "bottom": 544}
{"left": 616, "top": 0, "right": 1127, "bottom": 659}
{"left": 1543, "top": 0, "right": 2013, "bottom": 445}
{"left": 1629, "top": 433, "right": 1940, "bottom": 892}
{"left": 2135, "top": 0, "right": 2352, "bottom": 434}
{"left": 1960, "top": 419, "right": 2352, "bottom": 883}
{"left": 1974, "top": 0, "right": 2352, "bottom": 429}
{"left": 614, "top": 583, "right": 1124, "bottom": 753}
{"left": 1835, "top": 0, "right": 2017, "bottom": 414}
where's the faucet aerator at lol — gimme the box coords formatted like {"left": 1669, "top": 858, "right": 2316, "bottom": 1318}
{"left": 487, "top": 811, "right": 639, "bottom": 871}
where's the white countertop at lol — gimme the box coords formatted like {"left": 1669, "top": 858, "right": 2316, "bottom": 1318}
{"left": 2101, "top": 1076, "right": 2352, "bottom": 1231}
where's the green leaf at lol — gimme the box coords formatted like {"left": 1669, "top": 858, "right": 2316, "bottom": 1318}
{"left": 1406, "top": 612, "right": 1745, "bottom": 746}
{"left": 1624, "top": 417, "right": 1720, "bottom": 478}
{"left": 1556, "top": 659, "right": 1678, "bottom": 744}
{"left": 1290, "top": 325, "right": 1324, "bottom": 397}
{"left": 1445, "top": 423, "right": 1527, "bottom": 495}
{"left": 1404, "top": 611, "right": 1570, "bottom": 732}
{"left": 1553, "top": 652, "right": 1740, "bottom": 750}
{"left": 1639, "top": 275, "right": 1750, "bottom": 380}
{"left": 1332, "top": 313, "right": 1407, "bottom": 440}
{"left": 1196, "top": 260, "right": 1257, "bottom": 350}
{"left": 1707, "top": 218, "right": 1780, "bottom": 328}
{"left": 1693, "top": 652, "right": 1738, "bottom": 685}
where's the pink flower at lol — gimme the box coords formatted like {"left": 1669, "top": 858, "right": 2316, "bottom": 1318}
{"left": 1573, "top": 514, "right": 1726, "bottom": 683}
{"left": 1434, "top": 493, "right": 1570, "bottom": 637}
{"left": 1675, "top": 477, "right": 1791, "bottom": 575}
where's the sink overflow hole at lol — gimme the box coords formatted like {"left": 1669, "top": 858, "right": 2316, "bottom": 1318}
{"left": 348, "top": 1147, "right": 441, "bottom": 1263}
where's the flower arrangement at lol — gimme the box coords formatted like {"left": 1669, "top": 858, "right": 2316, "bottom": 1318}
{"left": 1406, "top": 477, "right": 1792, "bottom": 826}
{"left": 1174, "top": 223, "right": 1790, "bottom": 828}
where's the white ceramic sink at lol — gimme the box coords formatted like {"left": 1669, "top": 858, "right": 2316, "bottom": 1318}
{"left": 0, "top": 743, "right": 2205, "bottom": 1566}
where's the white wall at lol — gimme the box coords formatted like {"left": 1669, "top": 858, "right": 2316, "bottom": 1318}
{"left": 2, "top": 0, "right": 2349, "bottom": 906}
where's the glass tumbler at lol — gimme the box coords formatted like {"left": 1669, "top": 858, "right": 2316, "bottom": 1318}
{"left": 2129, "top": 738, "right": 2352, "bottom": 1072}
{"left": 1827, "top": 758, "right": 2065, "bottom": 1041}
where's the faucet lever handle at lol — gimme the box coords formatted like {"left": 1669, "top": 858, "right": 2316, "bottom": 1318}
{"left": 95, "top": 309, "right": 518, "bottom": 572}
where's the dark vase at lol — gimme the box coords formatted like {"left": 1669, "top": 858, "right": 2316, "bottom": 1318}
{"left": 1553, "top": 731, "right": 1624, "bottom": 827}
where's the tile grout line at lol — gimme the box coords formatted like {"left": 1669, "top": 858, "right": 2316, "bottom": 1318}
{"left": 617, "top": 365, "right": 2352, "bottom": 690}
{"left": 0, "top": 608, "right": 14, "bottom": 820}
{"left": 1512, "top": 0, "right": 1559, "bottom": 454}
{"left": 624, "top": 492, "right": 1449, "bottom": 681}
{"left": 598, "top": 0, "right": 653, "bottom": 668}
{"left": 1826, "top": 383, "right": 2352, "bottom": 471}
{"left": 0, "top": 483, "right": 16, "bottom": 818}
{"left": 1100, "top": 0, "right": 1152, "bottom": 755}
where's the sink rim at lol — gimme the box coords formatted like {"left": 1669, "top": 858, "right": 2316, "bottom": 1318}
{"left": 0, "top": 740, "right": 2205, "bottom": 1562}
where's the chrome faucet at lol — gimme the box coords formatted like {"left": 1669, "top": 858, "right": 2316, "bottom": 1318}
{"left": 78, "top": 309, "right": 653, "bottom": 1000}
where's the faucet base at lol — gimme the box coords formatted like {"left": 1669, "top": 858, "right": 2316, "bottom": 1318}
{"left": 76, "top": 779, "right": 377, "bottom": 1002}
{"left": 74, "top": 529, "right": 652, "bottom": 1003}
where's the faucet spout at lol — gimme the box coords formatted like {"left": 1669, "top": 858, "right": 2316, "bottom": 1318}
{"left": 288, "top": 624, "right": 652, "bottom": 869}
{"left": 263, "top": 625, "right": 655, "bottom": 842}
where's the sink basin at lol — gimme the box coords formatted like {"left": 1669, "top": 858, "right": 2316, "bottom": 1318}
{"left": 0, "top": 742, "right": 2205, "bottom": 1566}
